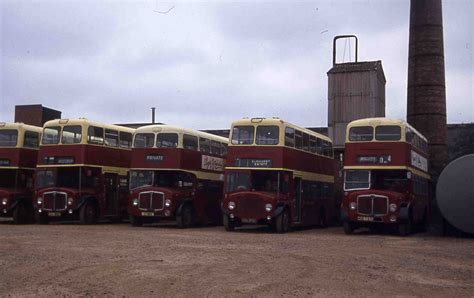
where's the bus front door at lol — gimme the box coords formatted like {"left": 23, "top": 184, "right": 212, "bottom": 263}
{"left": 294, "top": 177, "right": 302, "bottom": 222}
{"left": 104, "top": 173, "right": 119, "bottom": 216}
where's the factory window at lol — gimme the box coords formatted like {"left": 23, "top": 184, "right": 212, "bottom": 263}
{"left": 133, "top": 133, "right": 154, "bottom": 148}
{"left": 156, "top": 133, "right": 178, "bottom": 148}
{"left": 284, "top": 127, "right": 295, "bottom": 147}
{"left": 61, "top": 125, "right": 82, "bottom": 144}
{"left": 183, "top": 134, "right": 198, "bottom": 151}
{"left": 256, "top": 126, "right": 279, "bottom": 145}
{"left": 231, "top": 126, "right": 254, "bottom": 145}
{"left": 375, "top": 125, "right": 401, "bottom": 141}
{"left": 349, "top": 126, "right": 373, "bottom": 141}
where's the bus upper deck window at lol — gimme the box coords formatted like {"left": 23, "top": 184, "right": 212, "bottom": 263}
{"left": 231, "top": 126, "right": 254, "bottom": 145}
{"left": 375, "top": 125, "right": 401, "bottom": 141}
{"left": 119, "top": 132, "right": 133, "bottom": 148}
{"left": 256, "top": 126, "right": 279, "bottom": 145}
{"left": 88, "top": 126, "right": 104, "bottom": 145}
{"left": 200, "top": 138, "right": 210, "bottom": 154}
{"left": 134, "top": 133, "right": 154, "bottom": 148}
{"left": 349, "top": 126, "right": 373, "bottom": 141}
{"left": 284, "top": 127, "right": 295, "bottom": 147}
{"left": 157, "top": 133, "right": 178, "bottom": 148}
{"left": 42, "top": 126, "right": 61, "bottom": 145}
{"left": 0, "top": 129, "right": 18, "bottom": 147}
{"left": 24, "top": 131, "right": 40, "bottom": 148}
{"left": 62, "top": 125, "right": 82, "bottom": 144}
{"left": 183, "top": 134, "right": 198, "bottom": 150}
{"left": 105, "top": 129, "right": 119, "bottom": 147}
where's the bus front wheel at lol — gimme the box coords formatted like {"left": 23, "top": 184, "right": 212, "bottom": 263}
{"left": 223, "top": 214, "right": 235, "bottom": 231}
{"left": 343, "top": 221, "right": 354, "bottom": 235}
{"left": 275, "top": 209, "right": 290, "bottom": 233}
{"left": 80, "top": 201, "right": 98, "bottom": 225}
{"left": 130, "top": 215, "right": 143, "bottom": 227}
{"left": 177, "top": 204, "right": 195, "bottom": 228}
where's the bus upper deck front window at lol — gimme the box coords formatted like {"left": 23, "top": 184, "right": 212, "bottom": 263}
{"left": 0, "top": 130, "right": 18, "bottom": 147}
{"left": 349, "top": 126, "right": 373, "bottom": 142}
{"left": 256, "top": 126, "right": 279, "bottom": 145}
{"left": 134, "top": 133, "right": 154, "bottom": 148}
{"left": 344, "top": 170, "right": 370, "bottom": 190}
{"left": 62, "top": 125, "right": 82, "bottom": 144}
{"left": 42, "top": 127, "right": 61, "bottom": 144}
{"left": 375, "top": 125, "right": 401, "bottom": 141}
{"left": 231, "top": 126, "right": 254, "bottom": 145}
{"left": 156, "top": 133, "right": 178, "bottom": 148}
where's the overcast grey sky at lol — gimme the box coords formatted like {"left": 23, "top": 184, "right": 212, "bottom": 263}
{"left": 1, "top": 0, "right": 472, "bottom": 129}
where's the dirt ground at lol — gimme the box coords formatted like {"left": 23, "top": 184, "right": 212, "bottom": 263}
{"left": 0, "top": 220, "right": 473, "bottom": 297}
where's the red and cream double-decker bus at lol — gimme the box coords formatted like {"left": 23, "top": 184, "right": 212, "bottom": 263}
{"left": 0, "top": 123, "right": 42, "bottom": 224}
{"left": 341, "top": 118, "right": 430, "bottom": 236}
{"left": 127, "top": 125, "right": 228, "bottom": 227}
{"left": 221, "top": 118, "right": 335, "bottom": 233}
{"left": 34, "top": 119, "right": 134, "bottom": 224}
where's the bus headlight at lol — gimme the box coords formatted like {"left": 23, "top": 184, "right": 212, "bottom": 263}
{"left": 132, "top": 199, "right": 138, "bottom": 206}
{"left": 67, "top": 197, "right": 74, "bottom": 206}
{"left": 1, "top": 198, "right": 7, "bottom": 206}
{"left": 37, "top": 198, "right": 43, "bottom": 205}
{"left": 228, "top": 201, "right": 235, "bottom": 210}
{"left": 349, "top": 202, "right": 357, "bottom": 210}
{"left": 389, "top": 203, "right": 397, "bottom": 212}
{"left": 265, "top": 203, "right": 272, "bottom": 212}
{"left": 164, "top": 199, "right": 171, "bottom": 207}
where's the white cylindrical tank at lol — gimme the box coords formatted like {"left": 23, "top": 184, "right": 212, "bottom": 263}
{"left": 436, "top": 154, "right": 474, "bottom": 234}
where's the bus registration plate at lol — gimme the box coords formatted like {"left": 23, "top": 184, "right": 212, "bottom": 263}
{"left": 48, "top": 212, "right": 61, "bottom": 217}
{"left": 358, "top": 216, "right": 374, "bottom": 222}
{"left": 242, "top": 218, "right": 257, "bottom": 224}
{"left": 141, "top": 212, "right": 154, "bottom": 217}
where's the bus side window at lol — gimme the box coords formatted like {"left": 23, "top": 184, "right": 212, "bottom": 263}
{"left": 220, "top": 142, "right": 228, "bottom": 157}
{"left": 183, "top": 134, "right": 198, "bottom": 151}
{"left": 105, "top": 129, "right": 119, "bottom": 147}
{"left": 119, "top": 132, "right": 133, "bottom": 148}
{"left": 285, "top": 127, "right": 295, "bottom": 147}
{"left": 309, "top": 136, "right": 317, "bottom": 153}
{"left": 88, "top": 126, "right": 104, "bottom": 145}
{"left": 24, "top": 131, "right": 40, "bottom": 148}
{"left": 295, "top": 130, "right": 303, "bottom": 149}
{"left": 316, "top": 138, "right": 323, "bottom": 155}
{"left": 200, "top": 138, "right": 210, "bottom": 154}
{"left": 302, "top": 133, "right": 310, "bottom": 152}
{"left": 210, "top": 140, "right": 220, "bottom": 156}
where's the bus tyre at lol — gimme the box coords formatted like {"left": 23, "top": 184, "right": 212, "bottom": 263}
{"left": 275, "top": 209, "right": 290, "bottom": 233}
{"left": 130, "top": 215, "right": 143, "bottom": 227}
{"left": 177, "top": 204, "right": 195, "bottom": 228}
{"left": 223, "top": 214, "right": 235, "bottom": 231}
{"left": 343, "top": 221, "right": 354, "bottom": 235}
{"left": 12, "top": 204, "right": 27, "bottom": 225}
{"left": 80, "top": 201, "right": 98, "bottom": 225}
{"left": 35, "top": 212, "right": 49, "bottom": 225}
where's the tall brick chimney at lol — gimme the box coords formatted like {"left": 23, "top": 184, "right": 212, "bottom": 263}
{"left": 407, "top": 0, "right": 448, "bottom": 179}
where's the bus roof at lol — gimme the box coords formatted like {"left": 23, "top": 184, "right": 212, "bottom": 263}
{"left": 347, "top": 117, "right": 427, "bottom": 142}
{"left": 135, "top": 124, "right": 228, "bottom": 143}
{"left": 0, "top": 122, "right": 43, "bottom": 133}
{"left": 232, "top": 117, "right": 332, "bottom": 143}
{"left": 43, "top": 118, "right": 135, "bottom": 134}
